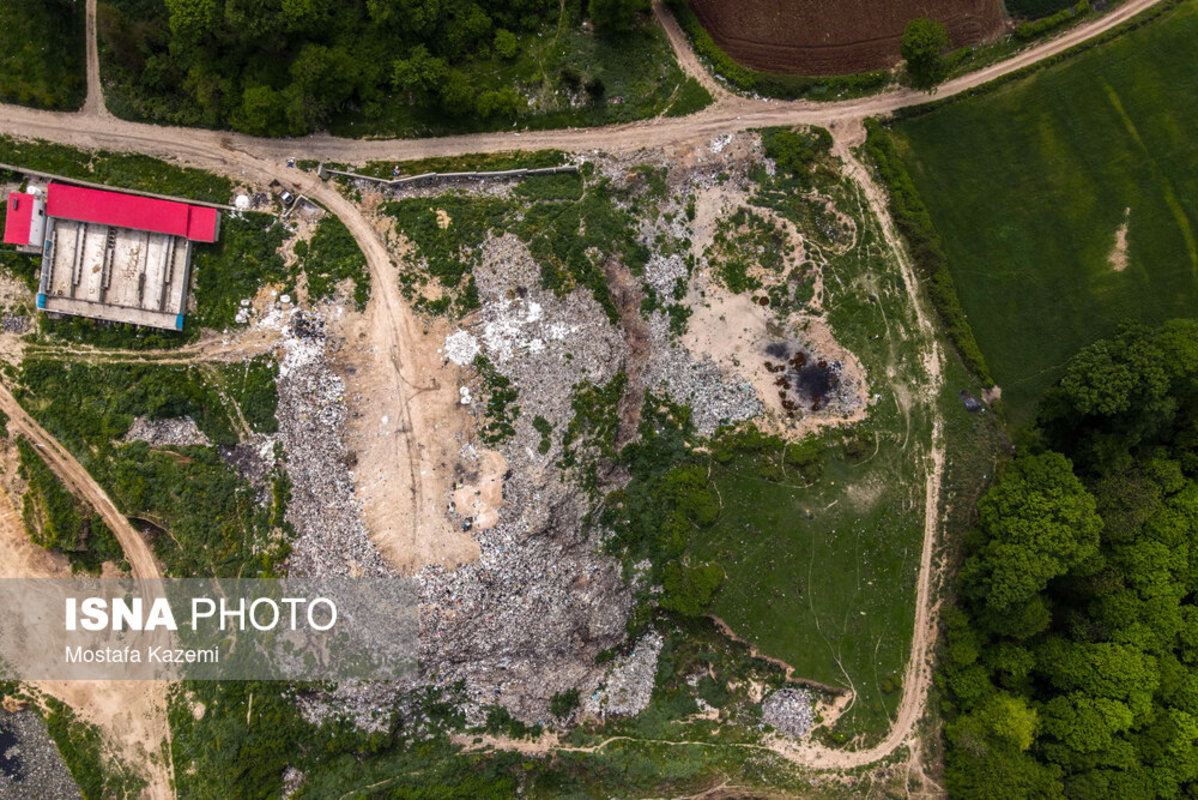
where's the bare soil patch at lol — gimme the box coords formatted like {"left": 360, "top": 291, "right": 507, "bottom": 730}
{"left": 1109, "top": 208, "right": 1131, "bottom": 271}
{"left": 332, "top": 303, "right": 481, "bottom": 574}
{"left": 689, "top": 0, "right": 1008, "bottom": 75}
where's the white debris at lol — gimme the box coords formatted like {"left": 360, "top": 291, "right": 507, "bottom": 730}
{"left": 444, "top": 330, "right": 481, "bottom": 365}
{"left": 582, "top": 631, "right": 663, "bottom": 718}
{"left": 711, "top": 134, "right": 732, "bottom": 154}
{"left": 124, "top": 416, "right": 211, "bottom": 448}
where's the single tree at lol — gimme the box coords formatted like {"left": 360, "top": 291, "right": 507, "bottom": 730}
{"left": 901, "top": 18, "right": 950, "bottom": 90}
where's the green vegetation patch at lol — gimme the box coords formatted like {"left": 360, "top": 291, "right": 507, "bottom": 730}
{"left": 98, "top": 0, "right": 700, "bottom": 138}
{"left": 16, "top": 358, "right": 290, "bottom": 576}
{"left": 299, "top": 216, "right": 371, "bottom": 310}
{"left": 941, "top": 321, "right": 1198, "bottom": 798}
{"left": 474, "top": 355, "right": 520, "bottom": 445}
{"left": 890, "top": 1, "right": 1198, "bottom": 421}
{"left": 384, "top": 172, "right": 647, "bottom": 321}
{"left": 664, "top": 76, "right": 713, "bottom": 118}
{"left": 704, "top": 207, "right": 788, "bottom": 294}
{"left": 44, "top": 697, "right": 146, "bottom": 800}
{"left": 604, "top": 143, "right": 941, "bottom": 743}
{"left": 0, "top": 0, "right": 85, "bottom": 110}
{"left": 18, "top": 438, "right": 124, "bottom": 573}
{"left": 214, "top": 357, "right": 281, "bottom": 435}
{"left": 358, "top": 150, "right": 567, "bottom": 179}
{"left": 192, "top": 213, "right": 291, "bottom": 332}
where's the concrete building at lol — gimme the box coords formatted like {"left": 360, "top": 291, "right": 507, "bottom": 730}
{"left": 3, "top": 183, "right": 220, "bottom": 330}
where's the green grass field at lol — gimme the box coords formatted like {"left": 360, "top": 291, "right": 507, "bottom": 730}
{"left": 892, "top": 0, "right": 1198, "bottom": 422}
{"left": 682, "top": 165, "right": 938, "bottom": 745}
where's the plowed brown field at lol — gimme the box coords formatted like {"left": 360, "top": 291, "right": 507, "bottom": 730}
{"left": 689, "top": 0, "right": 1009, "bottom": 75}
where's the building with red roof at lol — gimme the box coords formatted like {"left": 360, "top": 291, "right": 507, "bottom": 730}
{"left": 3, "top": 192, "right": 46, "bottom": 250}
{"left": 1, "top": 182, "right": 222, "bottom": 330}
{"left": 45, "top": 184, "right": 220, "bottom": 243}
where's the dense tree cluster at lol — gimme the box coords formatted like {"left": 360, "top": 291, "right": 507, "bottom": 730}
{"left": 0, "top": 0, "right": 85, "bottom": 110}
{"left": 98, "top": 0, "right": 646, "bottom": 135}
{"left": 943, "top": 320, "right": 1198, "bottom": 798}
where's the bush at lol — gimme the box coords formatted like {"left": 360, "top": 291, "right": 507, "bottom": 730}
{"left": 0, "top": 136, "right": 233, "bottom": 203}
{"left": 18, "top": 438, "right": 122, "bottom": 572}
{"left": 44, "top": 698, "right": 145, "bottom": 799}
{"left": 304, "top": 216, "right": 371, "bottom": 310}
{"left": 192, "top": 213, "right": 291, "bottom": 331}
{"left": 550, "top": 688, "right": 581, "bottom": 718}
{"left": 0, "top": 0, "right": 85, "bottom": 111}
{"left": 762, "top": 127, "right": 833, "bottom": 180}
{"left": 901, "top": 18, "right": 950, "bottom": 89}
{"left": 661, "top": 562, "right": 725, "bottom": 616}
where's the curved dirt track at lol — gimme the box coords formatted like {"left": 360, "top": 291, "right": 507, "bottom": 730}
{"left": 0, "top": 385, "right": 160, "bottom": 580}
{"left": 0, "top": 0, "right": 1167, "bottom": 788}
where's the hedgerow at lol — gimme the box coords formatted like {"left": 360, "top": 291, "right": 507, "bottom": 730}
{"left": 862, "top": 119, "right": 993, "bottom": 384}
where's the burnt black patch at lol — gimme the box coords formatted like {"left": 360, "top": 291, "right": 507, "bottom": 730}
{"left": 765, "top": 341, "right": 790, "bottom": 359}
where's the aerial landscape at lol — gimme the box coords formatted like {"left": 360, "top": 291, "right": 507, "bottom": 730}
{"left": 0, "top": 0, "right": 1195, "bottom": 797}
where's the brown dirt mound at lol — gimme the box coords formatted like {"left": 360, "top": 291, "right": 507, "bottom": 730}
{"left": 689, "top": 0, "right": 1009, "bottom": 75}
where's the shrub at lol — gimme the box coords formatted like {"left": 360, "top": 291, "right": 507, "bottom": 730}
{"left": 901, "top": 18, "right": 950, "bottom": 89}
{"left": 661, "top": 562, "right": 725, "bottom": 616}
{"left": 304, "top": 216, "right": 371, "bottom": 310}
{"left": 550, "top": 688, "right": 581, "bottom": 717}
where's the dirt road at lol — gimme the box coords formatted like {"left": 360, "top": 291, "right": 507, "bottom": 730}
{"left": 0, "top": 384, "right": 161, "bottom": 580}
{"left": 5, "top": 0, "right": 1159, "bottom": 168}
{"left": 82, "top": 0, "right": 108, "bottom": 118}
{"left": 651, "top": 0, "right": 731, "bottom": 101}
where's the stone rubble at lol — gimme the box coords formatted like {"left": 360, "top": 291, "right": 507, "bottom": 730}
{"left": 443, "top": 329, "right": 480, "bottom": 366}
{"left": 581, "top": 631, "right": 664, "bottom": 719}
{"left": 124, "top": 416, "right": 212, "bottom": 448}
{"left": 643, "top": 312, "right": 762, "bottom": 435}
{"left": 276, "top": 310, "right": 389, "bottom": 579}
{"left": 414, "top": 233, "right": 640, "bottom": 723}
{"left": 762, "top": 688, "right": 816, "bottom": 738}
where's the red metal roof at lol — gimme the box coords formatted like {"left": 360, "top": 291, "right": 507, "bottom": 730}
{"left": 45, "top": 184, "right": 219, "bottom": 243}
{"left": 186, "top": 205, "right": 219, "bottom": 243}
{"left": 3, "top": 193, "right": 35, "bottom": 246}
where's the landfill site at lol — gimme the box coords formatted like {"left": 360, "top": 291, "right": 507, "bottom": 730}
{"left": 222, "top": 132, "right": 873, "bottom": 730}
{"left": 0, "top": 131, "right": 882, "bottom": 794}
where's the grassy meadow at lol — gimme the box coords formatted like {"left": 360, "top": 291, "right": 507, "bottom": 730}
{"left": 892, "top": 0, "right": 1198, "bottom": 422}
{"left": 686, "top": 165, "right": 939, "bottom": 744}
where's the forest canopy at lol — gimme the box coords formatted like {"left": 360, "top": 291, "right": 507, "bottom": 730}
{"left": 942, "top": 320, "right": 1198, "bottom": 799}
{"left": 97, "top": 0, "right": 661, "bottom": 136}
